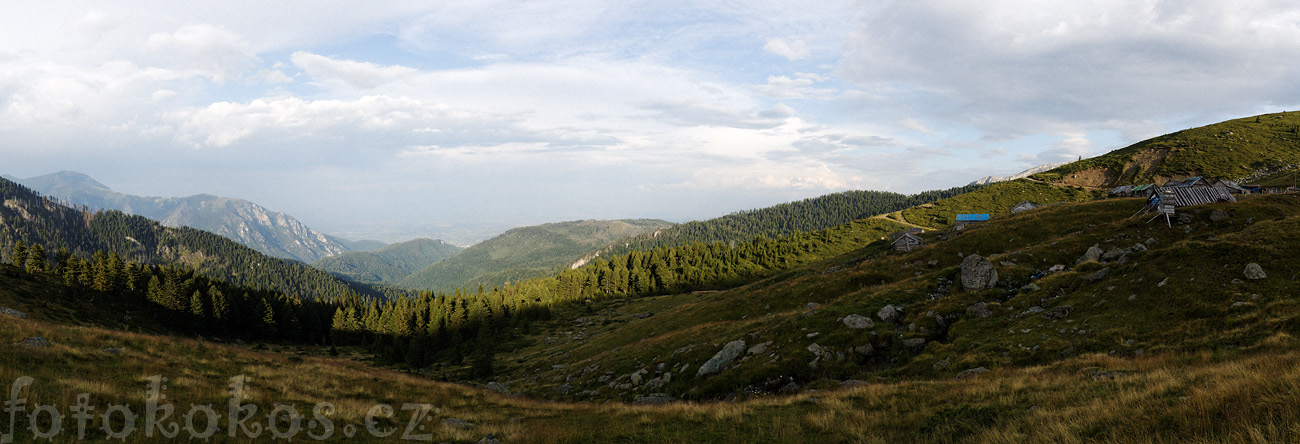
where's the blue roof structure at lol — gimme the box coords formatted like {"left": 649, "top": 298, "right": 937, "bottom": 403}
{"left": 955, "top": 214, "right": 990, "bottom": 222}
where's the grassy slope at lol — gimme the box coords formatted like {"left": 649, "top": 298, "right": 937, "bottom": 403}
{"left": 398, "top": 219, "right": 673, "bottom": 291}
{"left": 313, "top": 238, "right": 463, "bottom": 285}
{"left": 898, "top": 179, "right": 1101, "bottom": 229}
{"left": 4, "top": 258, "right": 1300, "bottom": 442}
{"left": 478, "top": 194, "right": 1300, "bottom": 412}
{"left": 1040, "top": 111, "right": 1300, "bottom": 186}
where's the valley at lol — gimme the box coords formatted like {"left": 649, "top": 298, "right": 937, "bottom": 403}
{"left": 5, "top": 112, "right": 1300, "bottom": 442}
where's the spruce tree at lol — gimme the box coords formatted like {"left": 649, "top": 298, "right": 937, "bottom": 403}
{"left": 25, "top": 244, "right": 48, "bottom": 273}
{"left": 11, "top": 241, "right": 27, "bottom": 270}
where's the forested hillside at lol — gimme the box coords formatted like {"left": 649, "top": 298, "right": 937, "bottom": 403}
{"left": 0, "top": 177, "right": 385, "bottom": 300}
{"left": 313, "top": 238, "right": 463, "bottom": 284}
{"left": 398, "top": 219, "right": 673, "bottom": 292}
{"left": 601, "top": 185, "right": 981, "bottom": 257}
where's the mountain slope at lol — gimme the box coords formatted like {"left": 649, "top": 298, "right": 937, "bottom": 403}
{"left": 1037, "top": 111, "right": 1300, "bottom": 187}
{"left": 398, "top": 219, "right": 673, "bottom": 291}
{"left": 969, "top": 161, "right": 1071, "bottom": 185}
{"left": 599, "top": 185, "right": 982, "bottom": 258}
{"left": 0, "top": 176, "right": 379, "bottom": 299}
{"left": 313, "top": 238, "right": 463, "bottom": 284}
{"left": 16, "top": 171, "right": 351, "bottom": 263}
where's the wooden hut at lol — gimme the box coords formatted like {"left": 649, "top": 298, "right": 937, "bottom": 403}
{"left": 891, "top": 232, "right": 924, "bottom": 252}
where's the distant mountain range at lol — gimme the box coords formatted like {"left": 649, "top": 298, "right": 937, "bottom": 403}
{"left": 968, "top": 161, "right": 1071, "bottom": 185}
{"left": 12, "top": 171, "right": 374, "bottom": 263}
{"left": 313, "top": 238, "right": 463, "bottom": 285}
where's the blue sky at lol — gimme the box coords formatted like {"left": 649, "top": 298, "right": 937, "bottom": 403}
{"left": 3, "top": 1, "right": 1299, "bottom": 243}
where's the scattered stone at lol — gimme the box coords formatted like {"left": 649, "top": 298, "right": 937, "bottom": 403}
{"left": 932, "top": 357, "right": 951, "bottom": 370}
{"left": 852, "top": 344, "right": 874, "bottom": 356}
{"left": 902, "top": 338, "right": 927, "bottom": 353}
{"left": 555, "top": 383, "right": 572, "bottom": 395}
{"left": 806, "top": 332, "right": 820, "bottom": 339}
{"left": 1209, "top": 210, "right": 1230, "bottom": 222}
{"left": 877, "top": 304, "right": 902, "bottom": 324}
{"left": 960, "top": 254, "right": 998, "bottom": 290}
{"left": 1145, "top": 238, "right": 1158, "bottom": 245}
{"left": 955, "top": 367, "right": 989, "bottom": 379}
{"left": 441, "top": 418, "right": 476, "bottom": 429}
{"left": 841, "top": 314, "right": 874, "bottom": 329}
{"left": 486, "top": 381, "right": 511, "bottom": 395}
{"left": 804, "top": 302, "right": 821, "bottom": 312}
{"left": 840, "top": 380, "right": 868, "bottom": 388}
{"left": 1022, "top": 283, "right": 1041, "bottom": 292}
{"left": 807, "top": 343, "right": 828, "bottom": 357}
{"left": 1048, "top": 264, "right": 1066, "bottom": 273}
{"left": 1041, "top": 305, "right": 1074, "bottom": 321}
{"left": 1129, "top": 243, "right": 1148, "bottom": 253}
{"left": 1024, "top": 306, "right": 1045, "bottom": 314}
{"left": 1230, "top": 301, "right": 1251, "bottom": 308}
{"left": 1244, "top": 263, "right": 1267, "bottom": 280}
{"left": 630, "top": 369, "right": 648, "bottom": 385}
{"left": 1101, "top": 248, "right": 1127, "bottom": 261}
{"left": 1157, "top": 277, "right": 1169, "bottom": 287}
{"left": 15, "top": 337, "right": 49, "bottom": 349}
{"left": 633, "top": 394, "right": 676, "bottom": 405}
{"left": 477, "top": 434, "right": 501, "bottom": 444}
{"left": 0, "top": 307, "right": 27, "bottom": 319}
{"left": 696, "top": 339, "right": 747, "bottom": 377}
{"left": 1177, "top": 213, "right": 1194, "bottom": 225}
{"left": 966, "top": 302, "right": 992, "bottom": 319}
{"left": 1077, "top": 245, "right": 1104, "bottom": 264}
{"left": 1089, "top": 371, "right": 1126, "bottom": 381}
{"left": 101, "top": 347, "right": 123, "bottom": 356}
{"left": 630, "top": 312, "right": 653, "bottom": 319}
{"left": 1231, "top": 279, "right": 1244, "bottom": 284}
{"left": 1085, "top": 267, "right": 1111, "bottom": 283}
{"left": 747, "top": 341, "right": 772, "bottom": 355}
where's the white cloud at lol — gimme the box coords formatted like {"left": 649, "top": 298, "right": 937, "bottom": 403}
{"left": 764, "top": 37, "right": 810, "bottom": 61}
{"left": 756, "top": 73, "right": 836, "bottom": 99}
{"left": 144, "top": 24, "right": 258, "bottom": 83}
{"left": 291, "top": 52, "right": 417, "bottom": 89}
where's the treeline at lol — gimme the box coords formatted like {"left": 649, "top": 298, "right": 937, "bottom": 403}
{"left": 6, "top": 240, "right": 351, "bottom": 344}
{"left": 603, "top": 185, "right": 981, "bottom": 256}
{"left": 329, "top": 219, "right": 905, "bottom": 376}
{"left": 0, "top": 176, "right": 391, "bottom": 301}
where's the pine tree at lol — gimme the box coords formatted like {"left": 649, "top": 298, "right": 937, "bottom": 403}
{"left": 25, "top": 244, "right": 48, "bottom": 273}
{"left": 258, "top": 298, "right": 277, "bottom": 337}
{"left": 189, "top": 290, "right": 208, "bottom": 332}
{"left": 11, "top": 241, "right": 27, "bottom": 271}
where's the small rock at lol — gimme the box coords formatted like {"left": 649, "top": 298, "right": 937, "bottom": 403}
{"left": 804, "top": 302, "right": 821, "bottom": 312}
{"left": 747, "top": 341, "right": 773, "bottom": 355}
{"left": 0, "top": 307, "right": 27, "bottom": 319}
{"left": 966, "top": 302, "right": 992, "bottom": 319}
{"left": 441, "top": 418, "right": 476, "bottom": 429}
{"left": 1077, "top": 245, "right": 1104, "bottom": 264}
{"left": 477, "top": 434, "right": 501, "bottom": 444}
{"left": 102, "top": 347, "right": 123, "bottom": 356}
{"left": 1145, "top": 238, "right": 1158, "bottom": 245}
{"left": 955, "top": 367, "right": 989, "bottom": 379}
{"left": 696, "top": 339, "right": 747, "bottom": 377}
{"left": 487, "top": 381, "right": 511, "bottom": 394}
{"left": 1157, "top": 277, "right": 1169, "bottom": 287}
{"left": 853, "top": 344, "right": 874, "bottom": 356}
{"left": 1041, "top": 305, "right": 1073, "bottom": 321}
{"left": 1022, "top": 283, "right": 1041, "bottom": 292}
{"left": 16, "top": 337, "right": 49, "bottom": 349}
{"left": 1177, "top": 213, "right": 1194, "bottom": 225}
{"left": 1049, "top": 264, "right": 1066, "bottom": 273}
{"left": 807, "top": 343, "right": 827, "bottom": 357}
{"left": 1231, "top": 279, "right": 1244, "bottom": 284}
{"left": 1244, "top": 263, "right": 1267, "bottom": 280}
{"left": 630, "top": 312, "right": 653, "bottom": 319}
{"left": 555, "top": 383, "right": 572, "bottom": 395}
{"left": 932, "top": 357, "right": 951, "bottom": 370}
{"left": 841, "top": 314, "right": 874, "bottom": 329}
{"left": 633, "top": 394, "right": 676, "bottom": 405}
{"left": 1024, "top": 306, "right": 1045, "bottom": 314}
{"left": 1090, "top": 371, "right": 1125, "bottom": 381}
{"left": 1129, "top": 243, "right": 1148, "bottom": 253}
{"left": 877, "top": 304, "right": 903, "bottom": 324}
{"left": 1101, "top": 248, "right": 1126, "bottom": 261}
{"left": 1209, "top": 210, "right": 1230, "bottom": 222}
{"left": 1085, "top": 267, "right": 1111, "bottom": 283}
{"left": 902, "top": 338, "right": 927, "bottom": 353}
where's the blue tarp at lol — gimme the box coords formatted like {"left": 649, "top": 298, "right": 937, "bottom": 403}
{"left": 955, "top": 214, "right": 990, "bottom": 221}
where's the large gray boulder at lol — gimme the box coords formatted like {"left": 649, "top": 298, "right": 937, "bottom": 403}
{"left": 1244, "top": 263, "right": 1267, "bottom": 280}
{"left": 1077, "top": 245, "right": 1103, "bottom": 264}
{"left": 841, "top": 314, "right": 874, "bottom": 329}
{"left": 877, "top": 304, "right": 902, "bottom": 324}
{"left": 0, "top": 307, "right": 27, "bottom": 319}
{"left": 696, "top": 339, "right": 746, "bottom": 377}
{"left": 960, "top": 254, "right": 998, "bottom": 290}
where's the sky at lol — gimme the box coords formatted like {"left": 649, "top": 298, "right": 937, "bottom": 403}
{"left": 3, "top": 1, "right": 1300, "bottom": 243}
